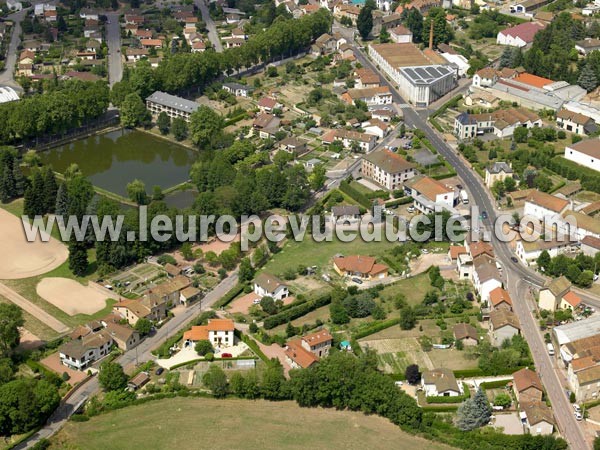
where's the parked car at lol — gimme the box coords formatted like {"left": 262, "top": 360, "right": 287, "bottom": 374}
{"left": 575, "top": 411, "right": 583, "bottom": 421}
{"left": 511, "top": 256, "right": 519, "bottom": 263}
{"left": 155, "top": 367, "right": 164, "bottom": 376}
{"left": 351, "top": 277, "right": 363, "bottom": 284}
{"left": 407, "top": 206, "right": 415, "bottom": 213}
{"left": 481, "top": 211, "right": 488, "bottom": 219}
{"left": 573, "top": 404, "right": 581, "bottom": 413}
{"left": 221, "top": 353, "right": 232, "bottom": 358}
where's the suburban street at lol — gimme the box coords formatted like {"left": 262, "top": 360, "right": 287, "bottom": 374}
{"left": 350, "top": 41, "right": 590, "bottom": 449}
{"left": 196, "top": 0, "right": 223, "bottom": 52}
{"left": 17, "top": 271, "right": 239, "bottom": 449}
{"left": 0, "top": 9, "right": 28, "bottom": 91}
{"left": 105, "top": 12, "right": 123, "bottom": 87}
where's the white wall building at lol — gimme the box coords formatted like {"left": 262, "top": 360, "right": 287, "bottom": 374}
{"left": 254, "top": 272, "right": 289, "bottom": 300}
{"left": 564, "top": 138, "right": 600, "bottom": 173}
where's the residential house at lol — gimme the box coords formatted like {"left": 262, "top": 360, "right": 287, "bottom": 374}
{"left": 523, "top": 190, "right": 570, "bottom": 222}
{"left": 513, "top": 368, "right": 543, "bottom": 402}
{"left": 354, "top": 68, "right": 380, "bottom": 88}
{"left": 144, "top": 276, "right": 191, "bottom": 307}
{"left": 257, "top": 96, "right": 281, "bottom": 113}
{"left": 564, "top": 138, "right": 600, "bottom": 173}
{"left": 19, "top": 50, "right": 35, "bottom": 65}
{"left": 285, "top": 339, "right": 319, "bottom": 369}
{"left": 521, "top": 401, "right": 555, "bottom": 436}
{"left": 59, "top": 332, "right": 113, "bottom": 370}
{"left": 473, "top": 254, "right": 503, "bottom": 303}
{"left": 126, "top": 48, "right": 149, "bottom": 62}
{"left": 404, "top": 175, "right": 456, "bottom": 214}
{"left": 222, "top": 82, "right": 253, "bottom": 97}
{"left": 180, "top": 286, "right": 201, "bottom": 306}
{"left": 341, "top": 86, "right": 393, "bottom": 107}
{"left": 128, "top": 372, "right": 150, "bottom": 390}
{"left": 140, "top": 39, "right": 163, "bottom": 49}
{"left": 489, "top": 287, "right": 513, "bottom": 311}
{"left": 300, "top": 329, "right": 333, "bottom": 358}
{"left": 448, "top": 245, "right": 467, "bottom": 264}
{"left": 539, "top": 276, "right": 572, "bottom": 312}
{"left": 254, "top": 272, "right": 289, "bottom": 300}
{"left": 191, "top": 41, "right": 206, "bottom": 53}
{"left": 371, "top": 109, "right": 395, "bottom": 122}
{"left": 333, "top": 4, "right": 361, "bottom": 22}
{"left": 422, "top": 368, "right": 461, "bottom": 397}
{"left": 582, "top": 235, "right": 600, "bottom": 257}
{"left": 489, "top": 309, "right": 521, "bottom": 346}
{"left": 568, "top": 357, "right": 600, "bottom": 402}
{"left": 112, "top": 299, "right": 151, "bottom": 326}
{"left": 311, "top": 33, "right": 338, "bottom": 56}
{"left": 561, "top": 210, "right": 600, "bottom": 241}
{"left": 253, "top": 113, "right": 280, "bottom": 139}
{"left": 183, "top": 318, "right": 235, "bottom": 349}
{"left": 146, "top": 91, "right": 200, "bottom": 123}
{"left": 496, "top": 22, "right": 545, "bottom": 47}
{"left": 485, "top": 162, "right": 514, "bottom": 188}
{"left": 453, "top": 108, "right": 541, "bottom": 140}
{"left": 79, "top": 8, "right": 99, "bottom": 20}
{"left": 104, "top": 322, "right": 140, "bottom": 351}
{"left": 124, "top": 14, "right": 145, "bottom": 25}
{"left": 560, "top": 291, "right": 582, "bottom": 311}
{"left": 556, "top": 108, "right": 597, "bottom": 136}
{"left": 453, "top": 323, "right": 478, "bottom": 346}
{"left": 510, "top": 0, "right": 553, "bottom": 12}
{"left": 389, "top": 25, "right": 412, "bottom": 43}
{"left": 472, "top": 67, "right": 499, "bottom": 88}
{"left": 331, "top": 205, "right": 361, "bottom": 222}
{"left": 321, "top": 129, "right": 377, "bottom": 153}
{"left": 575, "top": 38, "right": 600, "bottom": 55}
{"left": 332, "top": 255, "right": 389, "bottom": 280}
{"left": 515, "top": 238, "right": 577, "bottom": 267}
{"left": 164, "top": 263, "right": 181, "bottom": 278}
{"left": 361, "top": 149, "right": 417, "bottom": 191}
{"left": 278, "top": 137, "right": 309, "bottom": 157}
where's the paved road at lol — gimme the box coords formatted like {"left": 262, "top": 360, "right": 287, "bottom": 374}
{"left": 17, "top": 271, "right": 238, "bottom": 449}
{"left": 105, "top": 12, "right": 123, "bottom": 87}
{"left": 0, "top": 282, "right": 69, "bottom": 333}
{"left": 0, "top": 9, "right": 28, "bottom": 91}
{"left": 196, "top": 0, "right": 223, "bottom": 52}
{"left": 352, "top": 43, "right": 590, "bottom": 450}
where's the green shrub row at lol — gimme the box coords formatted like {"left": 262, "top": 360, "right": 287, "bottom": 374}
{"left": 453, "top": 366, "right": 528, "bottom": 378}
{"left": 381, "top": 256, "right": 403, "bottom": 274}
{"left": 339, "top": 180, "right": 372, "bottom": 209}
{"left": 213, "top": 283, "right": 246, "bottom": 308}
{"left": 366, "top": 190, "right": 390, "bottom": 200}
{"left": 421, "top": 404, "right": 459, "bottom": 412}
{"left": 548, "top": 157, "right": 600, "bottom": 194}
{"left": 224, "top": 112, "right": 247, "bottom": 127}
{"left": 241, "top": 334, "right": 270, "bottom": 363}
{"left": 384, "top": 197, "right": 412, "bottom": 208}
{"left": 430, "top": 94, "right": 462, "bottom": 119}
{"left": 152, "top": 330, "right": 185, "bottom": 358}
{"left": 426, "top": 395, "right": 467, "bottom": 404}
{"left": 352, "top": 317, "right": 401, "bottom": 340}
{"left": 480, "top": 379, "right": 511, "bottom": 390}
{"left": 263, "top": 293, "right": 332, "bottom": 329}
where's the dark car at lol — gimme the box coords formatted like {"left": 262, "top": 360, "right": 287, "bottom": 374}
{"left": 511, "top": 256, "right": 519, "bottom": 263}
{"left": 221, "top": 353, "right": 232, "bottom": 358}
{"left": 481, "top": 211, "right": 488, "bottom": 219}
{"left": 155, "top": 367, "right": 164, "bottom": 376}
{"left": 351, "top": 277, "right": 363, "bottom": 284}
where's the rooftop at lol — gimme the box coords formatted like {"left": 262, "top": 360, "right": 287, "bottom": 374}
{"left": 490, "top": 309, "right": 520, "bottom": 330}
{"left": 513, "top": 368, "right": 542, "bottom": 393}
{"left": 333, "top": 255, "right": 388, "bottom": 276}
{"left": 146, "top": 91, "right": 200, "bottom": 114}
{"left": 487, "top": 161, "right": 513, "bottom": 175}
{"left": 254, "top": 272, "right": 286, "bottom": 293}
{"left": 554, "top": 315, "right": 600, "bottom": 345}
{"left": 422, "top": 368, "right": 460, "bottom": 393}
{"left": 363, "top": 149, "right": 415, "bottom": 174}
{"left": 406, "top": 175, "right": 453, "bottom": 201}
{"left": 525, "top": 190, "right": 569, "bottom": 213}
{"left": 400, "top": 65, "right": 454, "bottom": 86}
{"left": 521, "top": 400, "right": 554, "bottom": 426}
{"left": 453, "top": 323, "right": 478, "bottom": 341}
{"left": 370, "top": 43, "right": 436, "bottom": 68}
{"left": 302, "top": 329, "right": 333, "bottom": 347}
{"left": 489, "top": 287, "right": 513, "bottom": 308}
{"left": 568, "top": 138, "right": 600, "bottom": 160}
{"left": 285, "top": 339, "right": 318, "bottom": 368}
{"left": 499, "top": 22, "right": 544, "bottom": 44}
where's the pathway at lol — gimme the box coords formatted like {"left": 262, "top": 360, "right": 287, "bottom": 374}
{"left": 196, "top": 0, "right": 223, "bottom": 52}
{"left": 0, "top": 282, "right": 69, "bottom": 333}
{"left": 105, "top": 12, "right": 123, "bottom": 87}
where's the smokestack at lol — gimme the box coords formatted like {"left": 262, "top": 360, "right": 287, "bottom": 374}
{"left": 429, "top": 20, "right": 434, "bottom": 50}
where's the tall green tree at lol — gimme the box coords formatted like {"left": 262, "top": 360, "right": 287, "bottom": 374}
{"left": 68, "top": 239, "right": 88, "bottom": 276}
{"left": 499, "top": 46, "right": 513, "bottom": 69}
{"left": 202, "top": 365, "right": 229, "bottom": 397}
{"left": 403, "top": 8, "right": 423, "bottom": 43}
{"left": 54, "top": 181, "right": 69, "bottom": 219}
{"left": 171, "top": 118, "right": 188, "bottom": 141}
{"left": 0, "top": 304, "right": 23, "bottom": 358}
{"left": 578, "top": 64, "right": 598, "bottom": 92}
{"left": 357, "top": 0, "right": 376, "bottom": 40}
{"left": 126, "top": 179, "right": 148, "bottom": 205}
{"left": 120, "top": 93, "right": 149, "bottom": 128}
{"left": 41, "top": 167, "right": 58, "bottom": 214}
{"left": 99, "top": 362, "right": 128, "bottom": 392}
{"left": 189, "top": 106, "right": 225, "bottom": 149}
{"left": 422, "top": 7, "right": 453, "bottom": 47}
{"left": 157, "top": 112, "right": 170, "bottom": 135}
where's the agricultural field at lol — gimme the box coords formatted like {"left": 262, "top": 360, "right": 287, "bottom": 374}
{"left": 51, "top": 398, "right": 455, "bottom": 450}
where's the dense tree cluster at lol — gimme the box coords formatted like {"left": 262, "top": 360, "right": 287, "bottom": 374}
{"left": 537, "top": 251, "right": 598, "bottom": 288}
{"left": 0, "top": 148, "right": 25, "bottom": 204}
{"left": 0, "top": 81, "right": 109, "bottom": 145}
{"left": 456, "top": 388, "right": 491, "bottom": 431}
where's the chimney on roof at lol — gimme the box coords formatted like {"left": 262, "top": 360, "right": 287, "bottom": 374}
{"left": 429, "top": 20, "right": 434, "bottom": 50}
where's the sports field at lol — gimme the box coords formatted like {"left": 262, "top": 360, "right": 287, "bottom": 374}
{"left": 52, "top": 398, "right": 455, "bottom": 450}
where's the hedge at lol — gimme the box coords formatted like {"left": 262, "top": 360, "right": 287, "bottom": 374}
{"left": 480, "top": 379, "right": 511, "bottom": 390}
{"left": 421, "top": 404, "right": 459, "bottom": 412}
{"left": 263, "top": 293, "right": 332, "bottom": 329}
{"left": 430, "top": 94, "right": 462, "bottom": 119}
{"left": 453, "top": 366, "right": 529, "bottom": 378}
{"left": 426, "top": 383, "right": 470, "bottom": 403}
{"left": 548, "top": 156, "right": 600, "bottom": 194}
{"left": 224, "top": 112, "right": 247, "bottom": 127}
{"left": 339, "top": 180, "right": 372, "bottom": 209}
{"left": 213, "top": 283, "right": 246, "bottom": 308}
{"left": 384, "top": 197, "right": 412, "bottom": 208}
{"left": 241, "top": 334, "right": 270, "bottom": 363}
{"left": 353, "top": 317, "right": 401, "bottom": 340}
{"left": 366, "top": 190, "right": 390, "bottom": 200}
{"left": 152, "top": 330, "right": 185, "bottom": 358}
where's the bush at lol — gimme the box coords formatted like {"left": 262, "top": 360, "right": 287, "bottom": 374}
{"left": 263, "top": 293, "right": 331, "bottom": 329}
{"left": 353, "top": 318, "right": 400, "bottom": 339}
{"left": 213, "top": 283, "right": 245, "bottom": 308}
{"left": 205, "top": 352, "right": 214, "bottom": 361}
{"left": 480, "top": 379, "right": 510, "bottom": 389}
{"left": 339, "top": 180, "right": 371, "bottom": 209}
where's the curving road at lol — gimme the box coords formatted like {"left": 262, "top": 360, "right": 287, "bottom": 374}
{"left": 17, "top": 271, "right": 239, "bottom": 449}
{"left": 0, "top": 9, "right": 28, "bottom": 91}
{"left": 350, "top": 42, "right": 590, "bottom": 449}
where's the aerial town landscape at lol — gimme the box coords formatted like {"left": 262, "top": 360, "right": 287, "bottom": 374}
{"left": 1, "top": 0, "right": 600, "bottom": 448}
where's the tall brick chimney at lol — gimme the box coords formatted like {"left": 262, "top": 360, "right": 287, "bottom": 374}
{"left": 429, "top": 20, "right": 434, "bottom": 50}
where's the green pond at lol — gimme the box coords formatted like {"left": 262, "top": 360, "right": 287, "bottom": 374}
{"left": 40, "top": 129, "right": 197, "bottom": 197}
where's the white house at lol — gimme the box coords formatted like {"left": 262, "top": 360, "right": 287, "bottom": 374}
{"left": 254, "top": 272, "right": 289, "bottom": 300}
{"left": 472, "top": 68, "right": 498, "bottom": 88}
{"left": 183, "top": 318, "right": 235, "bottom": 349}
{"left": 59, "top": 332, "right": 113, "bottom": 370}
{"left": 538, "top": 276, "right": 572, "bottom": 312}
{"left": 582, "top": 235, "right": 600, "bottom": 256}
{"left": 472, "top": 254, "right": 503, "bottom": 303}
{"left": 222, "top": 82, "right": 253, "bottom": 98}
{"left": 564, "top": 138, "right": 600, "bottom": 173}
{"left": 521, "top": 401, "right": 555, "bottom": 436}
{"left": 489, "top": 309, "right": 520, "bottom": 346}
{"left": 515, "top": 238, "right": 576, "bottom": 266}
{"left": 342, "top": 87, "right": 393, "bottom": 107}
{"left": 422, "top": 368, "right": 462, "bottom": 397}
{"left": 6, "top": 0, "right": 23, "bottom": 11}
{"left": 389, "top": 25, "right": 413, "bottom": 43}
{"left": 556, "top": 109, "right": 597, "bottom": 136}
{"left": 523, "top": 190, "right": 570, "bottom": 223}
{"left": 361, "top": 149, "right": 417, "bottom": 190}
{"left": 404, "top": 175, "right": 456, "bottom": 214}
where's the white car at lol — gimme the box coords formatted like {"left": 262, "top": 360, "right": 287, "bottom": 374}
{"left": 407, "top": 206, "right": 415, "bottom": 213}
{"left": 573, "top": 404, "right": 581, "bottom": 413}
{"left": 575, "top": 411, "right": 583, "bottom": 421}
{"left": 421, "top": 248, "right": 429, "bottom": 254}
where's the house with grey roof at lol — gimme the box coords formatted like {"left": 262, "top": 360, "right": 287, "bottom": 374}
{"left": 422, "top": 368, "right": 462, "bottom": 397}
{"left": 146, "top": 91, "right": 200, "bottom": 122}
{"left": 223, "top": 82, "right": 253, "bottom": 97}
{"left": 485, "top": 162, "right": 514, "bottom": 188}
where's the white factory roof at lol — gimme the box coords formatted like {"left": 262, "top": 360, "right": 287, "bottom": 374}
{"left": 0, "top": 86, "right": 19, "bottom": 103}
{"left": 399, "top": 65, "right": 454, "bottom": 86}
{"left": 554, "top": 314, "right": 600, "bottom": 346}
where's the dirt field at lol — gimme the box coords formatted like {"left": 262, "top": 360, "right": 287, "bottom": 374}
{"left": 52, "top": 398, "right": 455, "bottom": 450}
{"left": 17, "top": 328, "right": 44, "bottom": 350}
{"left": 36, "top": 277, "right": 110, "bottom": 316}
{"left": 0, "top": 208, "right": 68, "bottom": 279}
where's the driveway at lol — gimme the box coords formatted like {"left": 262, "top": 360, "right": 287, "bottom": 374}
{"left": 491, "top": 413, "right": 524, "bottom": 435}
{"left": 41, "top": 353, "right": 88, "bottom": 385}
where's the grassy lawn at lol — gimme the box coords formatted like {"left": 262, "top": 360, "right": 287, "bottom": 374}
{"left": 0, "top": 294, "right": 59, "bottom": 341}
{"left": 350, "top": 180, "right": 375, "bottom": 194}
{"left": 262, "top": 235, "right": 399, "bottom": 276}
{"left": 1, "top": 258, "right": 116, "bottom": 329}
{"left": 51, "top": 398, "right": 455, "bottom": 450}
{"left": 379, "top": 273, "right": 432, "bottom": 307}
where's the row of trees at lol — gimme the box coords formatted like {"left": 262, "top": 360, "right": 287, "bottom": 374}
{"left": 0, "top": 81, "right": 110, "bottom": 145}
{"left": 537, "top": 251, "right": 599, "bottom": 288}
{"left": 0, "top": 148, "right": 25, "bottom": 204}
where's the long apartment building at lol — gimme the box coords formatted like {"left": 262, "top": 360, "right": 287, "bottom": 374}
{"left": 361, "top": 149, "right": 417, "bottom": 190}
{"left": 368, "top": 43, "right": 455, "bottom": 107}
{"left": 146, "top": 91, "right": 200, "bottom": 122}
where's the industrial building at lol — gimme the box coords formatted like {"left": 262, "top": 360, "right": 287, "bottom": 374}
{"left": 368, "top": 43, "right": 456, "bottom": 107}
